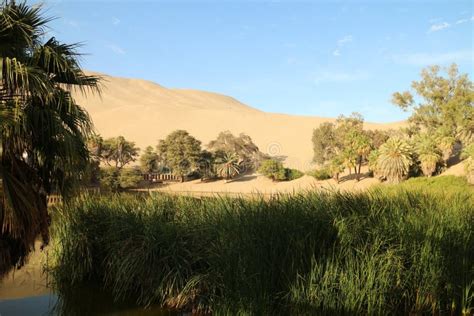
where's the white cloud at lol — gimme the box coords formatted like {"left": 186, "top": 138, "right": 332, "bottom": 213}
{"left": 455, "top": 18, "right": 468, "bottom": 24}
{"left": 112, "top": 17, "right": 121, "bottom": 26}
{"left": 337, "top": 35, "right": 353, "bottom": 45}
{"left": 392, "top": 50, "right": 473, "bottom": 66}
{"left": 107, "top": 44, "right": 126, "bottom": 55}
{"left": 313, "top": 71, "right": 370, "bottom": 85}
{"left": 332, "top": 35, "right": 353, "bottom": 57}
{"left": 428, "top": 22, "right": 450, "bottom": 33}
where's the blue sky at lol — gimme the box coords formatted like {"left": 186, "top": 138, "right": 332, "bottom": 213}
{"left": 35, "top": 0, "right": 472, "bottom": 122}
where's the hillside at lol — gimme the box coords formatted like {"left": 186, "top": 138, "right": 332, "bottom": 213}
{"left": 73, "top": 73, "right": 405, "bottom": 169}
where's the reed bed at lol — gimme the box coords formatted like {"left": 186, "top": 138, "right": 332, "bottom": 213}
{"left": 48, "top": 177, "right": 474, "bottom": 315}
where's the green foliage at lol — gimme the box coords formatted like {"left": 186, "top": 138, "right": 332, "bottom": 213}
{"left": 392, "top": 64, "right": 474, "bottom": 143}
{"left": 307, "top": 168, "right": 331, "bottom": 180}
{"left": 365, "top": 129, "right": 391, "bottom": 149}
{"left": 377, "top": 138, "right": 413, "bottom": 183}
{"left": 197, "top": 150, "right": 217, "bottom": 180}
{"left": 139, "top": 146, "right": 160, "bottom": 173}
{"left": 437, "top": 136, "right": 456, "bottom": 163}
{"left": 285, "top": 168, "right": 304, "bottom": 181}
{"left": 258, "top": 159, "right": 287, "bottom": 181}
{"left": 312, "top": 113, "right": 374, "bottom": 180}
{"left": 367, "top": 150, "right": 379, "bottom": 174}
{"left": 215, "top": 151, "right": 241, "bottom": 180}
{"left": 100, "top": 136, "right": 140, "bottom": 170}
{"left": 100, "top": 167, "right": 142, "bottom": 192}
{"left": 49, "top": 186, "right": 474, "bottom": 314}
{"left": 312, "top": 122, "right": 337, "bottom": 164}
{"left": 118, "top": 167, "right": 142, "bottom": 189}
{"left": 0, "top": 1, "right": 100, "bottom": 276}
{"left": 207, "top": 131, "right": 265, "bottom": 171}
{"left": 414, "top": 134, "right": 442, "bottom": 177}
{"left": 399, "top": 175, "right": 472, "bottom": 191}
{"left": 157, "top": 130, "right": 202, "bottom": 179}
{"left": 461, "top": 144, "right": 474, "bottom": 184}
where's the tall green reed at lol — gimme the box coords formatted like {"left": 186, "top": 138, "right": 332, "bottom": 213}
{"left": 48, "top": 179, "right": 474, "bottom": 315}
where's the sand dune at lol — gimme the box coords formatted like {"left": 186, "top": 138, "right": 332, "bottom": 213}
{"left": 74, "top": 72, "right": 404, "bottom": 170}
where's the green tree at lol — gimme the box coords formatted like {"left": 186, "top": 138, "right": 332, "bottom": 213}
{"left": 258, "top": 159, "right": 287, "bottom": 181}
{"left": 328, "top": 156, "right": 345, "bottom": 183}
{"left": 0, "top": 2, "right": 100, "bottom": 276}
{"left": 367, "top": 150, "right": 380, "bottom": 178}
{"left": 415, "top": 134, "right": 442, "bottom": 177}
{"left": 418, "top": 153, "right": 440, "bottom": 177}
{"left": 392, "top": 64, "right": 474, "bottom": 142}
{"left": 312, "top": 113, "right": 372, "bottom": 180}
{"left": 197, "top": 150, "right": 217, "bottom": 180}
{"left": 101, "top": 136, "right": 139, "bottom": 170}
{"left": 118, "top": 167, "right": 142, "bottom": 189}
{"left": 437, "top": 136, "right": 456, "bottom": 165}
{"left": 377, "top": 138, "right": 413, "bottom": 183}
{"left": 140, "top": 146, "right": 160, "bottom": 174}
{"left": 312, "top": 122, "right": 338, "bottom": 164}
{"left": 157, "top": 130, "right": 202, "bottom": 182}
{"left": 215, "top": 151, "right": 241, "bottom": 181}
{"left": 208, "top": 131, "right": 264, "bottom": 171}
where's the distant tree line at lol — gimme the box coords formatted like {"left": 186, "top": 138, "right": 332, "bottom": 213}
{"left": 84, "top": 130, "right": 271, "bottom": 191}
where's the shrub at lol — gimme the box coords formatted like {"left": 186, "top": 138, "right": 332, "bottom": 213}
{"left": 100, "top": 167, "right": 142, "bottom": 192}
{"left": 377, "top": 138, "right": 413, "bottom": 183}
{"left": 307, "top": 168, "right": 331, "bottom": 180}
{"left": 118, "top": 167, "right": 143, "bottom": 189}
{"left": 258, "top": 159, "right": 287, "bottom": 181}
{"left": 285, "top": 168, "right": 304, "bottom": 181}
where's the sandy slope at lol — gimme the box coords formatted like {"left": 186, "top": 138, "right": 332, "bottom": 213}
{"left": 74, "top": 72, "right": 404, "bottom": 170}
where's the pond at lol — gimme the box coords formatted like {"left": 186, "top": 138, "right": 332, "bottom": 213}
{"left": 0, "top": 287, "right": 176, "bottom": 316}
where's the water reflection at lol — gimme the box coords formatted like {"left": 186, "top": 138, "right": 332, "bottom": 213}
{"left": 0, "top": 287, "right": 176, "bottom": 316}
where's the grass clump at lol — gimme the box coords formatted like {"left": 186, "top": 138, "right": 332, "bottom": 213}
{"left": 48, "top": 185, "right": 474, "bottom": 315}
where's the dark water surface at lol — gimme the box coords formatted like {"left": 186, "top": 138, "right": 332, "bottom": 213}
{"left": 0, "top": 288, "right": 175, "bottom": 316}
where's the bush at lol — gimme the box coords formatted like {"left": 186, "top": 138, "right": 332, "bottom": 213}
{"left": 258, "top": 159, "right": 287, "bottom": 181}
{"left": 100, "top": 167, "right": 142, "bottom": 192}
{"left": 118, "top": 167, "right": 143, "bottom": 189}
{"left": 307, "top": 168, "right": 331, "bottom": 180}
{"left": 49, "top": 185, "right": 474, "bottom": 315}
{"left": 285, "top": 168, "right": 304, "bottom": 181}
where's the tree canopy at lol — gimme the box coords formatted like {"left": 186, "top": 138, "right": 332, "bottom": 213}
{"left": 100, "top": 136, "right": 140, "bottom": 170}
{"left": 207, "top": 131, "right": 265, "bottom": 171}
{"left": 157, "top": 130, "right": 202, "bottom": 180}
{"left": 392, "top": 64, "right": 473, "bottom": 141}
{"left": 0, "top": 1, "right": 100, "bottom": 276}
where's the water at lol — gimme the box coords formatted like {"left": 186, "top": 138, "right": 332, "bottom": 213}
{"left": 0, "top": 288, "right": 176, "bottom": 316}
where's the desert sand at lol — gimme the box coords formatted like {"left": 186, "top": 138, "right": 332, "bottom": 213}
{"left": 74, "top": 72, "right": 405, "bottom": 170}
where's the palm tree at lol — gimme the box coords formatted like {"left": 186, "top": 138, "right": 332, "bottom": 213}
{"left": 419, "top": 153, "right": 440, "bottom": 177}
{"left": 215, "top": 152, "right": 241, "bottom": 181}
{"left": 367, "top": 150, "right": 380, "bottom": 178}
{"left": 0, "top": 2, "right": 100, "bottom": 277}
{"left": 437, "top": 136, "right": 455, "bottom": 165}
{"left": 416, "top": 134, "right": 441, "bottom": 177}
{"left": 328, "top": 156, "right": 344, "bottom": 183}
{"left": 377, "top": 138, "right": 413, "bottom": 183}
